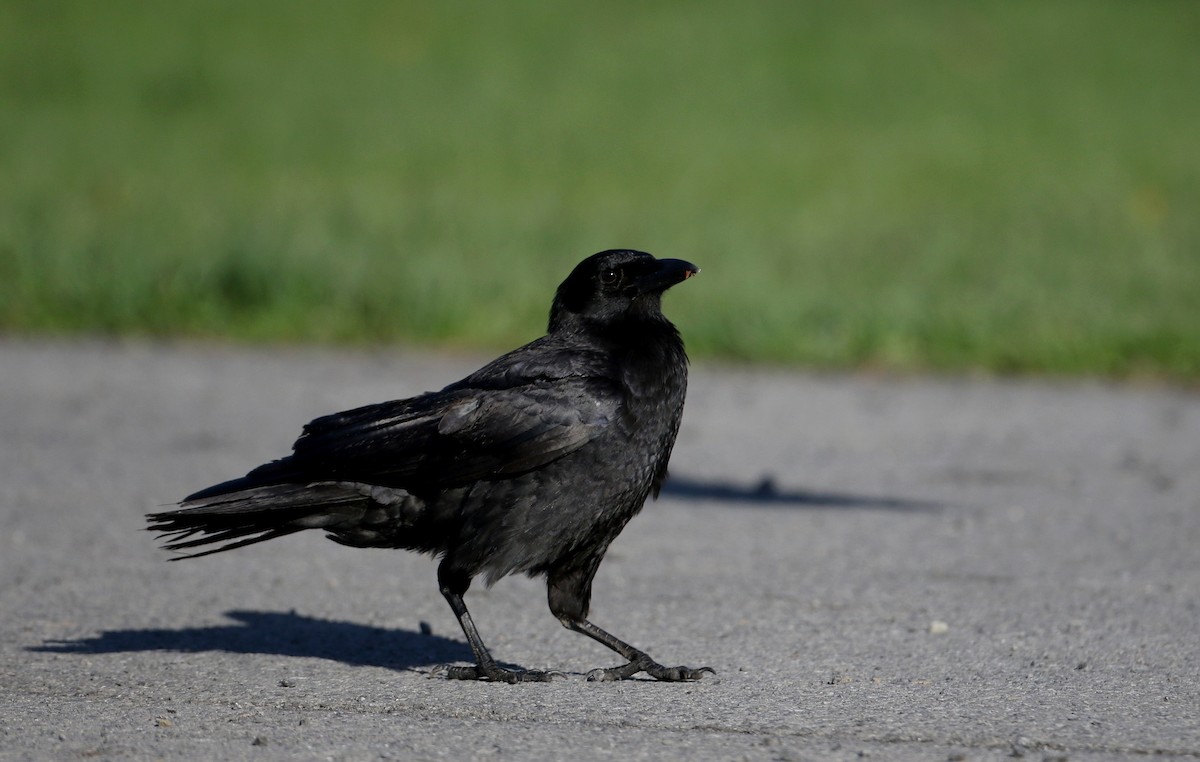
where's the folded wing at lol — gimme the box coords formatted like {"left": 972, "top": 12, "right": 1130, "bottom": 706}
{"left": 280, "top": 376, "right": 620, "bottom": 491}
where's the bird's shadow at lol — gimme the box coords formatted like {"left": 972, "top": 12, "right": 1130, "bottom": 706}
{"left": 31, "top": 609, "right": 473, "bottom": 673}
{"left": 36, "top": 478, "right": 934, "bottom": 670}
{"left": 662, "top": 474, "right": 938, "bottom": 512}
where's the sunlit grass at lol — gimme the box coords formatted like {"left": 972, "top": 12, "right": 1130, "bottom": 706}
{"left": 2, "top": 1, "right": 1197, "bottom": 378}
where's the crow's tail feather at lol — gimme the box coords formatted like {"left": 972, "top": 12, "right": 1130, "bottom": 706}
{"left": 148, "top": 482, "right": 373, "bottom": 560}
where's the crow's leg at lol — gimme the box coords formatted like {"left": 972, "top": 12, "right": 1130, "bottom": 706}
{"left": 434, "top": 562, "right": 561, "bottom": 683}
{"left": 562, "top": 617, "right": 715, "bottom": 682}
{"left": 548, "top": 562, "right": 714, "bottom": 682}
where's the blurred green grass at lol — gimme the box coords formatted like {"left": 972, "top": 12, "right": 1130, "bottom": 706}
{"left": 2, "top": 1, "right": 1198, "bottom": 378}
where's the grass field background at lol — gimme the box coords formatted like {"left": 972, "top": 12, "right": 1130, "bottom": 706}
{"left": 2, "top": 1, "right": 1198, "bottom": 378}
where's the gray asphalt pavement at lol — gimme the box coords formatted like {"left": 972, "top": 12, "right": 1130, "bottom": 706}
{"left": 2, "top": 339, "right": 1197, "bottom": 761}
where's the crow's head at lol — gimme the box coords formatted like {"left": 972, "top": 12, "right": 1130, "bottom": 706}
{"left": 549, "top": 250, "right": 699, "bottom": 332}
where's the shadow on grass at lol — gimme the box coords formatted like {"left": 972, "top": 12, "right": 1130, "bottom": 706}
{"left": 661, "top": 474, "right": 938, "bottom": 512}
{"left": 31, "top": 610, "right": 474, "bottom": 673}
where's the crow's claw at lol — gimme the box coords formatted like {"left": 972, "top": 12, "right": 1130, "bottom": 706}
{"left": 586, "top": 660, "right": 715, "bottom": 682}
{"left": 432, "top": 664, "right": 565, "bottom": 683}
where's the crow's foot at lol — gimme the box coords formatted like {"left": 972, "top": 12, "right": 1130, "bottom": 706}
{"left": 585, "top": 658, "right": 715, "bottom": 682}
{"left": 432, "top": 663, "right": 565, "bottom": 683}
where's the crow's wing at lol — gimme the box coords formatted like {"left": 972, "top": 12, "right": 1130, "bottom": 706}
{"left": 448, "top": 340, "right": 617, "bottom": 392}
{"left": 284, "top": 375, "right": 621, "bottom": 490}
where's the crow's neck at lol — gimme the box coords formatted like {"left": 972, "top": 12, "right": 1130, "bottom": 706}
{"left": 595, "top": 312, "right": 688, "bottom": 403}
{"left": 550, "top": 298, "right": 688, "bottom": 389}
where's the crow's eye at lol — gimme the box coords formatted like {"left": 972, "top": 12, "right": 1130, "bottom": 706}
{"left": 598, "top": 269, "right": 620, "bottom": 286}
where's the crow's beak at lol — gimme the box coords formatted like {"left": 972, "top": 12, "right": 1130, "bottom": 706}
{"left": 636, "top": 258, "right": 700, "bottom": 294}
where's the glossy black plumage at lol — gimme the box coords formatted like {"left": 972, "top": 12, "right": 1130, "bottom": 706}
{"left": 148, "top": 250, "right": 709, "bottom": 682}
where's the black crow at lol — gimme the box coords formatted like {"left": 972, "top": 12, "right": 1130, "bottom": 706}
{"left": 148, "top": 250, "right": 710, "bottom": 683}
